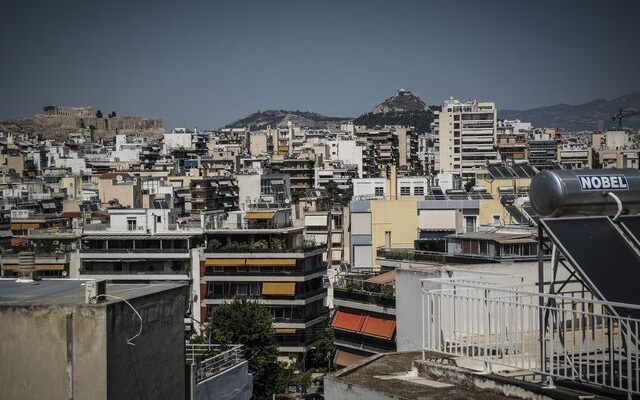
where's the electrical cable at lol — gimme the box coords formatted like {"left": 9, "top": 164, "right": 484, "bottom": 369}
{"left": 95, "top": 294, "right": 143, "bottom": 346}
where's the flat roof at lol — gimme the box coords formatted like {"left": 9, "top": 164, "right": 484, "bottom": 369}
{"left": 0, "top": 279, "right": 186, "bottom": 307}
{"left": 329, "top": 352, "right": 504, "bottom": 399}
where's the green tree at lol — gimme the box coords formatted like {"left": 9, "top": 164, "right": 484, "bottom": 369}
{"left": 95, "top": 109, "right": 103, "bottom": 118}
{"left": 304, "top": 325, "right": 336, "bottom": 372}
{"left": 196, "top": 299, "right": 287, "bottom": 399}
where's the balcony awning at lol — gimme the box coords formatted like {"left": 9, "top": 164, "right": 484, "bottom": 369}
{"left": 245, "top": 212, "right": 275, "bottom": 220}
{"left": 1, "top": 264, "right": 20, "bottom": 270}
{"left": 245, "top": 259, "right": 296, "bottom": 267}
{"left": 205, "top": 258, "right": 246, "bottom": 267}
{"left": 262, "top": 282, "right": 296, "bottom": 296}
{"left": 333, "top": 349, "right": 368, "bottom": 367}
{"left": 35, "top": 264, "right": 65, "bottom": 271}
{"left": 11, "top": 223, "right": 41, "bottom": 230}
{"left": 365, "top": 270, "right": 395, "bottom": 285}
{"left": 361, "top": 315, "right": 396, "bottom": 339}
{"left": 331, "top": 310, "right": 365, "bottom": 333}
{"left": 274, "top": 328, "right": 296, "bottom": 334}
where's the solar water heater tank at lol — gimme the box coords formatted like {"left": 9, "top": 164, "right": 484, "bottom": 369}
{"left": 530, "top": 168, "right": 640, "bottom": 217}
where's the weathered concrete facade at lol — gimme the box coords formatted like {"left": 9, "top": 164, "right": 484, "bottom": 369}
{"left": 0, "top": 281, "right": 188, "bottom": 400}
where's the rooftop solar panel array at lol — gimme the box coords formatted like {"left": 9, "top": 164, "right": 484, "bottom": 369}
{"left": 430, "top": 187, "right": 446, "bottom": 200}
{"left": 541, "top": 217, "right": 640, "bottom": 317}
{"left": 487, "top": 162, "right": 538, "bottom": 179}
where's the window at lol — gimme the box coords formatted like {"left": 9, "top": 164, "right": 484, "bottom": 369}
{"left": 464, "top": 216, "right": 477, "bottom": 233}
{"left": 414, "top": 186, "right": 424, "bottom": 196}
{"left": 127, "top": 218, "right": 137, "bottom": 231}
{"left": 400, "top": 186, "right": 411, "bottom": 196}
{"left": 156, "top": 215, "right": 162, "bottom": 223}
{"left": 374, "top": 187, "right": 384, "bottom": 197}
{"left": 454, "top": 115, "right": 460, "bottom": 121}
{"left": 492, "top": 215, "right": 501, "bottom": 225}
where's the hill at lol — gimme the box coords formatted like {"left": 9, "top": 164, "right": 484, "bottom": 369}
{"left": 501, "top": 91, "right": 640, "bottom": 132}
{"left": 353, "top": 89, "right": 433, "bottom": 133}
{"left": 224, "top": 110, "right": 349, "bottom": 130}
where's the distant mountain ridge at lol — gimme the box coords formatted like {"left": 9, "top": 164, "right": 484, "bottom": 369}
{"left": 501, "top": 91, "right": 640, "bottom": 132}
{"left": 354, "top": 89, "right": 433, "bottom": 133}
{"left": 224, "top": 110, "right": 349, "bottom": 130}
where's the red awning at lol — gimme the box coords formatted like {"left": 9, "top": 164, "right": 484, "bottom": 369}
{"left": 330, "top": 310, "right": 366, "bottom": 333}
{"left": 361, "top": 315, "right": 396, "bottom": 339}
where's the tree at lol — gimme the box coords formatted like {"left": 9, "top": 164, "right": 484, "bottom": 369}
{"left": 195, "top": 299, "right": 288, "bottom": 400}
{"left": 95, "top": 110, "right": 103, "bottom": 118}
{"left": 303, "top": 325, "right": 336, "bottom": 372}
{"left": 109, "top": 110, "right": 117, "bottom": 118}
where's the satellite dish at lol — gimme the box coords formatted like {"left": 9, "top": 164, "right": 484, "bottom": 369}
{"left": 116, "top": 175, "right": 124, "bottom": 183}
{"left": 61, "top": 271, "right": 68, "bottom": 277}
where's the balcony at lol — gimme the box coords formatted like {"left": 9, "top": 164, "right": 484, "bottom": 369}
{"left": 185, "top": 343, "right": 245, "bottom": 383}
{"left": 333, "top": 287, "right": 395, "bottom": 309}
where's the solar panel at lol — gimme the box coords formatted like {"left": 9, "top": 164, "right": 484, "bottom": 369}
{"left": 504, "top": 204, "right": 527, "bottom": 224}
{"left": 510, "top": 164, "right": 531, "bottom": 178}
{"left": 480, "top": 193, "right": 494, "bottom": 200}
{"left": 496, "top": 165, "right": 515, "bottom": 178}
{"left": 618, "top": 215, "right": 640, "bottom": 248}
{"left": 541, "top": 217, "right": 640, "bottom": 316}
{"left": 469, "top": 193, "right": 483, "bottom": 200}
{"left": 431, "top": 187, "right": 446, "bottom": 200}
{"left": 488, "top": 165, "right": 505, "bottom": 178}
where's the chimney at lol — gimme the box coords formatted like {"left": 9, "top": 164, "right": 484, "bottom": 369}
{"left": 385, "top": 231, "right": 392, "bottom": 249}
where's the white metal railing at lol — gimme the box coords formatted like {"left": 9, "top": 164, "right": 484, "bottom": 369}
{"left": 421, "top": 279, "right": 640, "bottom": 397}
{"left": 186, "top": 343, "right": 244, "bottom": 383}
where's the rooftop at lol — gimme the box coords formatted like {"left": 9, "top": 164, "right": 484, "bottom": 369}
{"left": 0, "top": 279, "right": 186, "bottom": 306}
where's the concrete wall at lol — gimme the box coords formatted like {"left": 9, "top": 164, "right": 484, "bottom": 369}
{"left": 325, "top": 376, "right": 393, "bottom": 400}
{"left": 106, "top": 286, "right": 188, "bottom": 400}
{"left": 0, "top": 305, "right": 108, "bottom": 400}
{"left": 193, "top": 361, "right": 252, "bottom": 400}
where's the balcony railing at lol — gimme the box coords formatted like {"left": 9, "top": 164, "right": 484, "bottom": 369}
{"left": 333, "top": 287, "right": 396, "bottom": 309}
{"left": 421, "top": 279, "right": 640, "bottom": 398}
{"left": 185, "top": 343, "right": 244, "bottom": 383}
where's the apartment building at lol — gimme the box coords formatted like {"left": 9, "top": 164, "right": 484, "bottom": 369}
{"left": 437, "top": 99, "right": 498, "bottom": 181}
{"left": 199, "top": 208, "right": 327, "bottom": 355}
{"left": 527, "top": 129, "right": 560, "bottom": 169}
{"left": 331, "top": 270, "right": 396, "bottom": 367}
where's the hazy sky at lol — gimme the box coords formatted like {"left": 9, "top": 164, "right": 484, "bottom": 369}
{"left": 1, "top": 0, "right": 639, "bottom": 129}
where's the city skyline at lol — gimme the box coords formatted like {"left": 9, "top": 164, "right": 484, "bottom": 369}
{"left": 1, "top": 0, "right": 640, "bottom": 129}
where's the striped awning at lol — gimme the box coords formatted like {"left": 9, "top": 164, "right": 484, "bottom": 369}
{"left": 244, "top": 212, "right": 275, "bottom": 220}
{"left": 245, "top": 259, "right": 296, "bottom": 267}
{"left": 262, "top": 282, "right": 296, "bottom": 296}
{"left": 205, "top": 258, "right": 246, "bottom": 267}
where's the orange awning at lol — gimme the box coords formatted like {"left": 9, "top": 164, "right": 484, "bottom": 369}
{"left": 1, "top": 265, "right": 20, "bottom": 270}
{"left": 262, "top": 282, "right": 296, "bottom": 296}
{"left": 278, "top": 146, "right": 289, "bottom": 152}
{"left": 205, "top": 258, "right": 246, "bottom": 267}
{"left": 361, "top": 315, "right": 396, "bottom": 339}
{"left": 11, "top": 223, "right": 41, "bottom": 230}
{"left": 333, "top": 349, "right": 368, "bottom": 367}
{"left": 365, "top": 270, "right": 395, "bottom": 285}
{"left": 245, "top": 259, "right": 296, "bottom": 267}
{"left": 245, "top": 212, "right": 276, "bottom": 220}
{"left": 35, "top": 264, "right": 65, "bottom": 271}
{"left": 330, "top": 310, "right": 366, "bottom": 333}
{"left": 274, "top": 328, "right": 297, "bottom": 334}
